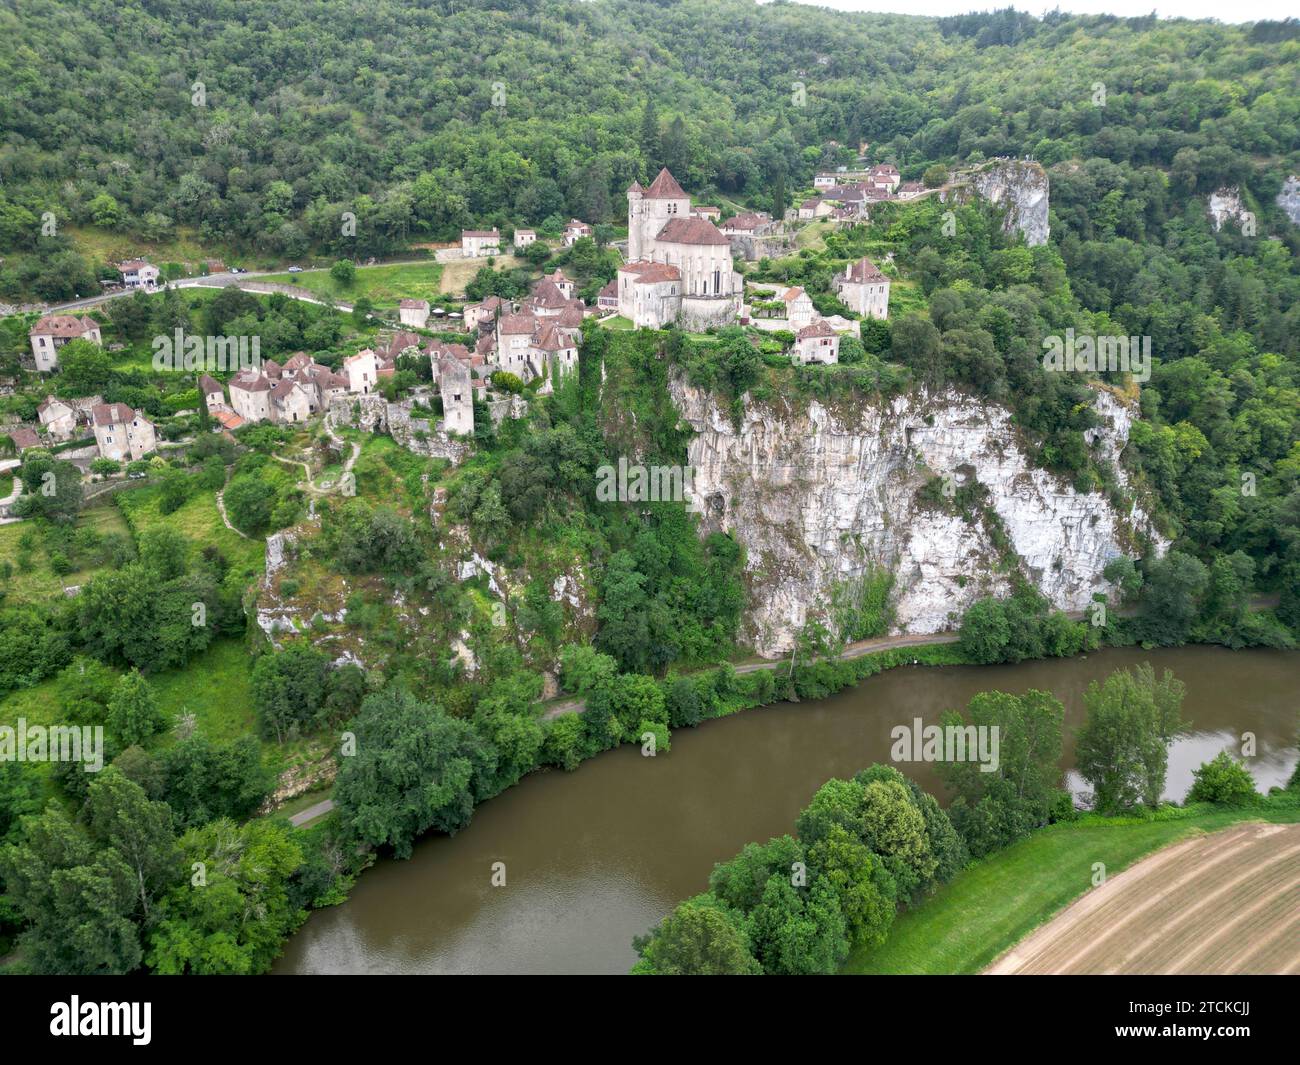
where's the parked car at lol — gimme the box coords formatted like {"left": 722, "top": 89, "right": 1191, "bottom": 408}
{"left": 288, "top": 265, "right": 303, "bottom": 273}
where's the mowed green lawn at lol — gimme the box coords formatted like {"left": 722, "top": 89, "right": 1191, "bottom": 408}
{"left": 260, "top": 261, "right": 444, "bottom": 310}
{"left": 845, "top": 803, "right": 1300, "bottom": 974}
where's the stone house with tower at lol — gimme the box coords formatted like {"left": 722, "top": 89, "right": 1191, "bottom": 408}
{"left": 625, "top": 168, "right": 741, "bottom": 330}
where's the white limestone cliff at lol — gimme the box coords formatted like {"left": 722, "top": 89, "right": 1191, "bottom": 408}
{"left": 1276, "top": 176, "right": 1300, "bottom": 227}
{"left": 969, "top": 160, "right": 1050, "bottom": 246}
{"left": 671, "top": 380, "right": 1163, "bottom": 657}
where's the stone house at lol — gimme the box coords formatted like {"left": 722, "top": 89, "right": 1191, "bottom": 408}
{"left": 799, "top": 198, "right": 834, "bottom": 220}
{"left": 464, "top": 295, "right": 510, "bottom": 333}
{"left": 535, "top": 323, "right": 578, "bottom": 381}
{"left": 270, "top": 378, "right": 313, "bottom": 424}
{"left": 198, "top": 374, "right": 226, "bottom": 410}
{"left": 461, "top": 229, "right": 501, "bottom": 257}
{"left": 563, "top": 219, "right": 594, "bottom": 246}
{"left": 91, "top": 402, "right": 156, "bottom": 461}
{"left": 596, "top": 280, "right": 619, "bottom": 312}
{"left": 897, "top": 181, "right": 925, "bottom": 200}
{"left": 690, "top": 205, "right": 721, "bottom": 221}
{"left": 495, "top": 312, "right": 540, "bottom": 377}
{"left": 869, "top": 164, "right": 900, "bottom": 192}
{"left": 526, "top": 279, "right": 572, "bottom": 319}
{"left": 719, "top": 211, "right": 774, "bottom": 238}
{"left": 822, "top": 185, "right": 869, "bottom": 217}
{"left": 343, "top": 349, "right": 380, "bottom": 394}
{"left": 513, "top": 228, "right": 537, "bottom": 249}
{"left": 836, "top": 257, "right": 891, "bottom": 320}
{"left": 229, "top": 371, "right": 273, "bottom": 423}
{"left": 399, "top": 299, "right": 431, "bottom": 329}
{"left": 781, "top": 287, "right": 816, "bottom": 329}
{"left": 8, "top": 427, "right": 40, "bottom": 452}
{"left": 814, "top": 173, "right": 838, "bottom": 190}
{"left": 793, "top": 319, "right": 840, "bottom": 365}
{"left": 28, "top": 314, "right": 102, "bottom": 372}
{"left": 37, "top": 396, "right": 77, "bottom": 439}
{"left": 544, "top": 268, "right": 576, "bottom": 300}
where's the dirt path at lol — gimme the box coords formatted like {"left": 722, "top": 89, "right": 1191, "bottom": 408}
{"left": 270, "top": 435, "right": 361, "bottom": 496}
{"left": 214, "top": 471, "right": 252, "bottom": 539}
{"left": 986, "top": 822, "right": 1300, "bottom": 975}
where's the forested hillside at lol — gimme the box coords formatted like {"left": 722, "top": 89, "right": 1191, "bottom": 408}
{"left": 1, "top": 0, "right": 1298, "bottom": 287}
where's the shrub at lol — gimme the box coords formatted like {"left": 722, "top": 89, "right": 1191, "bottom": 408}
{"left": 1186, "top": 752, "right": 1258, "bottom": 805}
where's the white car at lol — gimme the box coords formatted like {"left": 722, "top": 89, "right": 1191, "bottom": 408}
{"left": 288, "top": 265, "right": 303, "bottom": 273}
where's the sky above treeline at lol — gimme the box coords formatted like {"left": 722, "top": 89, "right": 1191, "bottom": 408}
{"left": 779, "top": 0, "right": 1293, "bottom": 24}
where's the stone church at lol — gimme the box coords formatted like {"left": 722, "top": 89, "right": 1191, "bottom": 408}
{"left": 619, "top": 168, "right": 741, "bottom": 330}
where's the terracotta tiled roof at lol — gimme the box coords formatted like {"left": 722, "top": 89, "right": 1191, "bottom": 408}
{"left": 212, "top": 409, "right": 245, "bottom": 430}
{"left": 37, "top": 396, "right": 71, "bottom": 415}
{"left": 498, "top": 312, "right": 538, "bottom": 334}
{"left": 231, "top": 372, "right": 271, "bottom": 393}
{"left": 30, "top": 314, "right": 98, "bottom": 338}
{"left": 797, "top": 319, "right": 836, "bottom": 339}
{"left": 844, "top": 257, "right": 887, "bottom": 283}
{"left": 91, "top": 402, "right": 134, "bottom": 427}
{"left": 619, "top": 260, "right": 681, "bottom": 283}
{"left": 399, "top": 299, "right": 430, "bottom": 310}
{"left": 270, "top": 379, "right": 303, "bottom": 402}
{"left": 782, "top": 286, "right": 807, "bottom": 303}
{"left": 198, "top": 374, "right": 223, "bottom": 395}
{"left": 9, "top": 428, "right": 39, "bottom": 450}
{"left": 656, "top": 217, "right": 730, "bottom": 246}
{"left": 721, "top": 212, "right": 770, "bottom": 231}
{"left": 556, "top": 305, "right": 585, "bottom": 328}
{"left": 535, "top": 324, "right": 574, "bottom": 352}
{"left": 642, "top": 168, "right": 687, "bottom": 200}
{"left": 528, "top": 280, "right": 569, "bottom": 308}
{"left": 462, "top": 229, "right": 499, "bottom": 238}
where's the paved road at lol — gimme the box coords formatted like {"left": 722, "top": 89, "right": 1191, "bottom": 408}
{"left": 288, "top": 799, "right": 335, "bottom": 827}
{"left": 37, "top": 256, "right": 440, "bottom": 316}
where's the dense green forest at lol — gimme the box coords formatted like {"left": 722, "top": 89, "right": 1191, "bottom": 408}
{"left": 2, "top": 0, "right": 1298, "bottom": 293}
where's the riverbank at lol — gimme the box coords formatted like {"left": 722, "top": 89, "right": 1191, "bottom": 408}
{"left": 844, "top": 798, "right": 1300, "bottom": 975}
{"left": 275, "top": 645, "right": 1299, "bottom": 974}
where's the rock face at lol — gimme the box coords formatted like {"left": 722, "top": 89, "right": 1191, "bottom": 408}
{"left": 1207, "top": 186, "right": 1252, "bottom": 232}
{"left": 965, "top": 159, "right": 1050, "bottom": 246}
{"left": 671, "top": 380, "right": 1162, "bottom": 657}
{"left": 1277, "top": 175, "right": 1300, "bottom": 227}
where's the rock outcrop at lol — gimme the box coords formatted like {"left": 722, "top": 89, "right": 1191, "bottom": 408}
{"left": 671, "top": 380, "right": 1162, "bottom": 657}
{"left": 942, "top": 159, "right": 1050, "bottom": 246}
{"left": 1276, "top": 175, "right": 1300, "bottom": 227}
{"left": 1207, "top": 186, "right": 1253, "bottom": 233}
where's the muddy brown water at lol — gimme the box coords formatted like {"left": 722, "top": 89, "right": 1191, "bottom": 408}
{"left": 275, "top": 646, "right": 1298, "bottom": 975}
